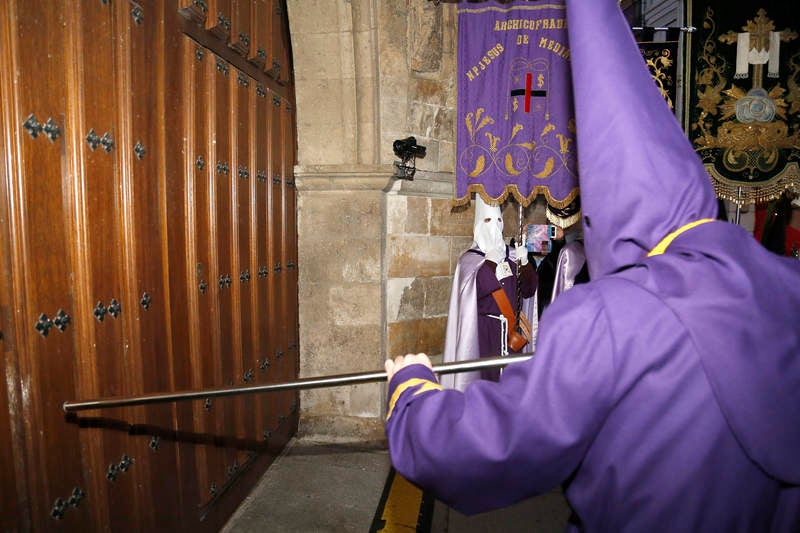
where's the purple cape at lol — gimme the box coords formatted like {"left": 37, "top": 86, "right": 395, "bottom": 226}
{"left": 385, "top": 0, "right": 800, "bottom": 530}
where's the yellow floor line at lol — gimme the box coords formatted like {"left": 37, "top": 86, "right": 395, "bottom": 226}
{"left": 376, "top": 470, "right": 424, "bottom": 532}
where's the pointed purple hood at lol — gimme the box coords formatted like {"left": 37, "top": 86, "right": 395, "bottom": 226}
{"left": 566, "top": 0, "right": 718, "bottom": 278}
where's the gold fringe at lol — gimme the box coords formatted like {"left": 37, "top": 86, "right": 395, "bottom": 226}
{"left": 451, "top": 183, "right": 580, "bottom": 210}
{"left": 707, "top": 163, "right": 800, "bottom": 206}
{"left": 546, "top": 208, "right": 582, "bottom": 228}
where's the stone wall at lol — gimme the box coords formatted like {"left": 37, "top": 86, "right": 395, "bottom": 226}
{"left": 385, "top": 195, "right": 473, "bottom": 363}
{"left": 288, "top": 0, "right": 548, "bottom": 441}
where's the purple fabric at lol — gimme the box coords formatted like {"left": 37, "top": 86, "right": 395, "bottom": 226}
{"left": 388, "top": 226, "right": 800, "bottom": 529}
{"left": 568, "top": 0, "right": 718, "bottom": 280}
{"left": 386, "top": 0, "right": 800, "bottom": 529}
{"left": 550, "top": 240, "right": 585, "bottom": 303}
{"left": 455, "top": 0, "right": 578, "bottom": 205}
{"left": 441, "top": 246, "right": 536, "bottom": 389}
{"left": 474, "top": 252, "right": 536, "bottom": 380}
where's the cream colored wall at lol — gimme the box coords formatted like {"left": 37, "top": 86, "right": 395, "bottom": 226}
{"left": 287, "top": 0, "right": 544, "bottom": 441}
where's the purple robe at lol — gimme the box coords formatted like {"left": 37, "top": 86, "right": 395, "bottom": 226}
{"left": 385, "top": 1, "right": 800, "bottom": 530}
{"left": 441, "top": 246, "right": 536, "bottom": 390}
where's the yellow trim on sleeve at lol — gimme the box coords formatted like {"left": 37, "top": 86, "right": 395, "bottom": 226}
{"left": 387, "top": 378, "right": 443, "bottom": 421}
{"left": 647, "top": 218, "right": 715, "bottom": 257}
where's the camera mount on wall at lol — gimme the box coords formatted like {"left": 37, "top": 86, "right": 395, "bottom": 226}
{"left": 392, "top": 136, "right": 426, "bottom": 180}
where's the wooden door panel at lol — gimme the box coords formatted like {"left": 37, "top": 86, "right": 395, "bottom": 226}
{"left": 275, "top": 1, "right": 292, "bottom": 85}
{"left": 267, "top": 0, "right": 284, "bottom": 80}
{"left": 118, "top": 2, "right": 182, "bottom": 529}
{"left": 160, "top": 20, "right": 205, "bottom": 523}
{"left": 268, "top": 95, "right": 289, "bottom": 422}
{"left": 229, "top": 0, "right": 252, "bottom": 57}
{"left": 285, "top": 104, "right": 300, "bottom": 427}
{"left": 209, "top": 55, "right": 240, "bottom": 475}
{"left": 65, "top": 2, "right": 146, "bottom": 529}
{"left": 253, "top": 86, "right": 273, "bottom": 438}
{"left": 234, "top": 71, "right": 257, "bottom": 443}
{"left": 0, "top": 237, "right": 25, "bottom": 528}
{"left": 179, "top": 0, "right": 209, "bottom": 25}
{"left": 0, "top": 2, "right": 93, "bottom": 530}
{"left": 206, "top": 0, "right": 232, "bottom": 41}
{"left": 185, "top": 38, "right": 225, "bottom": 508}
{"left": 248, "top": 0, "right": 271, "bottom": 69}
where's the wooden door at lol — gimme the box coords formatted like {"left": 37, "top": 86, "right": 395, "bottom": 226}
{"left": 0, "top": 1, "right": 297, "bottom": 530}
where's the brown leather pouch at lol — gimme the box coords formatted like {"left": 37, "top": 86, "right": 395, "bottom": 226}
{"left": 491, "top": 288, "right": 528, "bottom": 352}
{"left": 508, "top": 330, "right": 528, "bottom": 352}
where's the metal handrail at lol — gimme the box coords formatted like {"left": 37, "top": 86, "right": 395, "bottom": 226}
{"left": 62, "top": 353, "right": 534, "bottom": 413}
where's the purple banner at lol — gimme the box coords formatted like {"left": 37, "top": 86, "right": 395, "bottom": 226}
{"left": 455, "top": 0, "right": 578, "bottom": 209}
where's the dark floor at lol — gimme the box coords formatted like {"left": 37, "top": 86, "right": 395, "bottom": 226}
{"left": 222, "top": 437, "right": 570, "bottom": 532}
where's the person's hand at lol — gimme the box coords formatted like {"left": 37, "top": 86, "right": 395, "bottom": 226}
{"left": 385, "top": 353, "right": 433, "bottom": 382}
{"left": 485, "top": 244, "right": 505, "bottom": 265}
{"left": 514, "top": 237, "right": 529, "bottom": 265}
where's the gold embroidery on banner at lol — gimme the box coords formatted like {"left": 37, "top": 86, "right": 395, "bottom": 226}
{"left": 692, "top": 7, "right": 800, "bottom": 204}
{"left": 455, "top": 3, "right": 578, "bottom": 210}
{"left": 643, "top": 47, "right": 676, "bottom": 109}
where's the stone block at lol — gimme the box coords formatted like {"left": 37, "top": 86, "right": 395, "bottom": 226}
{"left": 301, "top": 387, "right": 348, "bottom": 415}
{"left": 438, "top": 140, "right": 455, "bottom": 173}
{"left": 329, "top": 284, "right": 381, "bottom": 326}
{"left": 385, "top": 195, "right": 407, "bottom": 235}
{"left": 348, "top": 383, "right": 382, "bottom": 418}
{"left": 432, "top": 106, "right": 455, "bottom": 141}
{"left": 386, "top": 277, "right": 423, "bottom": 323}
{"left": 380, "top": 98, "right": 410, "bottom": 140}
{"left": 404, "top": 196, "right": 430, "bottom": 234}
{"left": 409, "top": 78, "right": 448, "bottom": 107}
{"left": 296, "top": 79, "right": 349, "bottom": 129}
{"left": 380, "top": 75, "right": 409, "bottom": 103}
{"left": 408, "top": 2, "right": 442, "bottom": 73}
{"left": 286, "top": 0, "right": 353, "bottom": 36}
{"left": 431, "top": 198, "right": 473, "bottom": 237}
{"left": 387, "top": 235, "right": 450, "bottom": 277}
{"left": 298, "top": 283, "right": 335, "bottom": 339}
{"left": 300, "top": 236, "right": 380, "bottom": 283}
{"left": 378, "top": 2, "right": 408, "bottom": 52}
{"left": 299, "top": 192, "right": 382, "bottom": 242}
{"left": 405, "top": 101, "right": 436, "bottom": 137}
{"left": 423, "top": 276, "right": 452, "bottom": 318}
{"left": 378, "top": 40, "right": 408, "bottom": 79}
{"left": 387, "top": 316, "right": 448, "bottom": 357}
{"left": 291, "top": 33, "right": 347, "bottom": 81}
{"left": 296, "top": 414, "right": 386, "bottom": 443}
{"left": 414, "top": 140, "right": 439, "bottom": 172}
{"left": 296, "top": 118, "right": 353, "bottom": 165}
{"left": 301, "top": 322, "right": 381, "bottom": 377}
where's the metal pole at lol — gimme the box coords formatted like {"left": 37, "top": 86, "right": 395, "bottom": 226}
{"left": 63, "top": 353, "right": 534, "bottom": 413}
{"left": 734, "top": 186, "right": 743, "bottom": 225}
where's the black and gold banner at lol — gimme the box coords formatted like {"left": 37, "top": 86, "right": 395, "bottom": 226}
{"left": 635, "top": 28, "right": 680, "bottom": 111}
{"left": 686, "top": 1, "right": 800, "bottom": 204}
